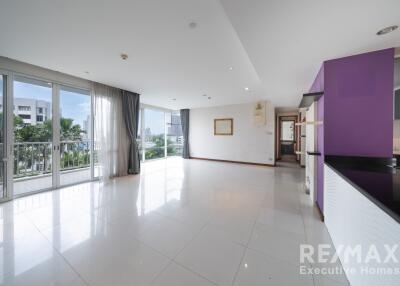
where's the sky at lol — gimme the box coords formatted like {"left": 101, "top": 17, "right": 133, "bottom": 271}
{"left": 145, "top": 108, "right": 165, "bottom": 135}
{"left": 13, "top": 80, "right": 90, "bottom": 127}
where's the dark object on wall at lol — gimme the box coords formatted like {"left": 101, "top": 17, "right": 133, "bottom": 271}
{"left": 298, "top": 91, "right": 323, "bottom": 108}
{"left": 307, "top": 151, "right": 321, "bottom": 156}
{"left": 180, "top": 109, "right": 190, "bottom": 159}
{"left": 122, "top": 90, "right": 140, "bottom": 174}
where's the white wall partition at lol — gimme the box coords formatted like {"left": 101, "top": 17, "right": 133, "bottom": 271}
{"left": 324, "top": 164, "right": 400, "bottom": 286}
{"left": 189, "top": 102, "right": 275, "bottom": 165}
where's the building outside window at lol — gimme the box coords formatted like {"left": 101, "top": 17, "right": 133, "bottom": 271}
{"left": 2, "top": 97, "right": 52, "bottom": 124}
{"left": 166, "top": 111, "right": 183, "bottom": 156}
{"left": 19, "top": 114, "right": 31, "bottom": 120}
{"left": 18, "top": 105, "right": 31, "bottom": 111}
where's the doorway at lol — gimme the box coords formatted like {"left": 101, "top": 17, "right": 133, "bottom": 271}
{"left": 277, "top": 115, "right": 299, "bottom": 162}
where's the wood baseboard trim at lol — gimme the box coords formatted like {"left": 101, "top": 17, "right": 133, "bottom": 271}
{"left": 315, "top": 202, "right": 325, "bottom": 222}
{"left": 189, "top": 157, "right": 275, "bottom": 167}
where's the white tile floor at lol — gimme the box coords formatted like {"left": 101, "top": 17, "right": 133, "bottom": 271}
{"left": 0, "top": 157, "right": 349, "bottom": 286}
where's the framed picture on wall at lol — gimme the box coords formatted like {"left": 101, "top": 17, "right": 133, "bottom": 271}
{"left": 214, "top": 118, "right": 233, "bottom": 135}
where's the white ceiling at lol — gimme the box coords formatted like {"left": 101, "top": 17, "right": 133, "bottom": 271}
{"left": 220, "top": 0, "right": 400, "bottom": 107}
{"left": 0, "top": 0, "right": 399, "bottom": 109}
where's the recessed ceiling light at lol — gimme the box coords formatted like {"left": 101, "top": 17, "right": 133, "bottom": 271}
{"left": 244, "top": 87, "right": 250, "bottom": 92}
{"left": 172, "top": 98, "right": 176, "bottom": 101}
{"left": 189, "top": 22, "right": 197, "bottom": 29}
{"left": 84, "top": 71, "right": 90, "bottom": 74}
{"left": 376, "top": 25, "right": 398, "bottom": 35}
{"left": 228, "top": 66, "right": 234, "bottom": 71}
{"left": 202, "top": 94, "right": 207, "bottom": 97}
{"left": 208, "top": 97, "right": 211, "bottom": 99}
{"left": 120, "top": 53, "right": 128, "bottom": 60}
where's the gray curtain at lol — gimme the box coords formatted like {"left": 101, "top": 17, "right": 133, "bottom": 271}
{"left": 122, "top": 91, "right": 140, "bottom": 174}
{"left": 180, "top": 109, "right": 190, "bottom": 159}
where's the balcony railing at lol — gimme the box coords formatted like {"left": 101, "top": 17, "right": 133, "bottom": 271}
{"left": 12, "top": 140, "right": 95, "bottom": 179}
{"left": 5, "top": 139, "right": 181, "bottom": 180}
{"left": 167, "top": 144, "right": 183, "bottom": 156}
{"left": 14, "top": 142, "right": 52, "bottom": 178}
{"left": 139, "top": 144, "right": 183, "bottom": 161}
{"left": 60, "top": 140, "right": 91, "bottom": 171}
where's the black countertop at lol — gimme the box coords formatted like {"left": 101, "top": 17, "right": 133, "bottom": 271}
{"left": 325, "top": 155, "right": 400, "bottom": 224}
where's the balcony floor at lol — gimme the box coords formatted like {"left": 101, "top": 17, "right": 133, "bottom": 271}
{"left": 14, "top": 168, "right": 92, "bottom": 196}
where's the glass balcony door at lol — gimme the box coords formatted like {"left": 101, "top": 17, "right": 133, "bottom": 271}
{"left": 12, "top": 76, "right": 53, "bottom": 196}
{"left": 9, "top": 75, "right": 93, "bottom": 197}
{"left": 58, "top": 86, "right": 92, "bottom": 186}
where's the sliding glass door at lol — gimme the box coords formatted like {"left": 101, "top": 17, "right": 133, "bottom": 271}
{"left": 1, "top": 72, "right": 182, "bottom": 199}
{"left": 13, "top": 76, "right": 53, "bottom": 196}
{"left": 0, "top": 74, "right": 95, "bottom": 198}
{"left": 59, "top": 86, "right": 92, "bottom": 186}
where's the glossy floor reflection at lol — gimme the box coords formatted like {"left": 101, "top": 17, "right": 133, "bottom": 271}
{"left": 0, "top": 157, "right": 349, "bottom": 286}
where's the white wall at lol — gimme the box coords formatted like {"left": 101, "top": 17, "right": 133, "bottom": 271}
{"left": 189, "top": 102, "right": 275, "bottom": 165}
{"left": 305, "top": 103, "right": 316, "bottom": 201}
{"left": 300, "top": 109, "right": 306, "bottom": 166}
